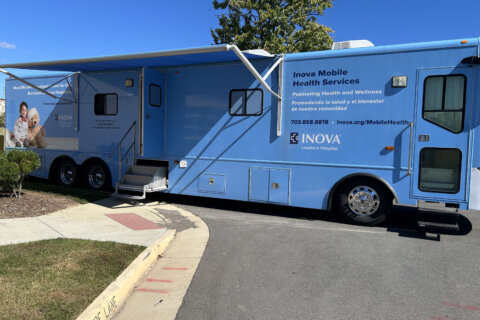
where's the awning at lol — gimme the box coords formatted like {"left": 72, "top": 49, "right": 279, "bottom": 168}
{"left": 0, "top": 44, "right": 284, "bottom": 136}
{"left": 0, "top": 45, "right": 273, "bottom": 72}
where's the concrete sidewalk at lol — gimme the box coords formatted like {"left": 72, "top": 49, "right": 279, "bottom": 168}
{"left": 0, "top": 197, "right": 168, "bottom": 247}
{"left": 114, "top": 203, "right": 209, "bottom": 320}
{"left": 0, "top": 197, "right": 210, "bottom": 320}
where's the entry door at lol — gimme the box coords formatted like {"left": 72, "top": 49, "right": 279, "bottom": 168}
{"left": 142, "top": 68, "right": 165, "bottom": 158}
{"left": 411, "top": 68, "right": 472, "bottom": 201}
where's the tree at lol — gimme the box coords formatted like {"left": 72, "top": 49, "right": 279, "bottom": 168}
{"left": 211, "top": 0, "right": 333, "bottom": 54}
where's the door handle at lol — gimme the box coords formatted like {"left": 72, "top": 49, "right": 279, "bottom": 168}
{"left": 146, "top": 113, "right": 150, "bottom": 119}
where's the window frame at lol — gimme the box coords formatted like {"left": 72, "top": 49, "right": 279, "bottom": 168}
{"left": 422, "top": 74, "right": 466, "bottom": 134}
{"left": 229, "top": 88, "right": 264, "bottom": 116}
{"left": 149, "top": 84, "right": 162, "bottom": 107}
{"left": 418, "top": 147, "right": 462, "bottom": 194}
{"left": 94, "top": 93, "right": 118, "bottom": 116}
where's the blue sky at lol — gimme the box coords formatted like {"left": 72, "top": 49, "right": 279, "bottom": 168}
{"left": 1, "top": 0, "right": 479, "bottom": 98}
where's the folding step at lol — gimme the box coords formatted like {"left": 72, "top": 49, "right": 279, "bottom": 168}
{"left": 116, "top": 183, "right": 145, "bottom": 192}
{"left": 130, "top": 165, "right": 159, "bottom": 176}
{"left": 112, "top": 188, "right": 147, "bottom": 201}
{"left": 113, "top": 164, "right": 168, "bottom": 200}
{"left": 123, "top": 174, "right": 153, "bottom": 186}
{"left": 417, "top": 202, "right": 459, "bottom": 231}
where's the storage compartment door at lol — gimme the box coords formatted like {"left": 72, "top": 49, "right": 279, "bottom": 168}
{"left": 249, "top": 167, "right": 270, "bottom": 202}
{"left": 268, "top": 169, "right": 290, "bottom": 204}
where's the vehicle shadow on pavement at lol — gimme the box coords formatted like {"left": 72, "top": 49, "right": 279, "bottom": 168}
{"left": 387, "top": 205, "right": 472, "bottom": 239}
{"left": 147, "top": 193, "right": 472, "bottom": 239}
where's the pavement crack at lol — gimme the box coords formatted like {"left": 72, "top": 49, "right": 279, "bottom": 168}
{"left": 35, "top": 217, "right": 66, "bottom": 238}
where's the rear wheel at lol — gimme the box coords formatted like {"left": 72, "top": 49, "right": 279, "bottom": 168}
{"left": 54, "top": 159, "right": 78, "bottom": 186}
{"left": 334, "top": 178, "right": 391, "bottom": 226}
{"left": 84, "top": 161, "right": 111, "bottom": 190}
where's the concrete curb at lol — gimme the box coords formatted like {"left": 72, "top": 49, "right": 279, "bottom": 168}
{"left": 76, "top": 229, "right": 176, "bottom": 320}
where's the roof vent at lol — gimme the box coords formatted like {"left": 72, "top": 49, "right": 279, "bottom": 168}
{"left": 332, "top": 40, "right": 374, "bottom": 50}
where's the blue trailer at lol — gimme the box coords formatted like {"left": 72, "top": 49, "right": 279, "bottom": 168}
{"left": 2, "top": 37, "right": 479, "bottom": 227}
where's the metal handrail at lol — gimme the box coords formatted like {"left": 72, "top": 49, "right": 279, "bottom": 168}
{"left": 108, "top": 121, "right": 136, "bottom": 180}
{"left": 407, "top": 122, "right": 414, "bottom": 175}
{"left": 121, "top": 143, "right": 135, "bottom": 162}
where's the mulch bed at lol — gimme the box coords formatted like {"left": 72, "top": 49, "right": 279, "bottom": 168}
{"left": 0, "top": 191, "right": 79, "bottom": 219}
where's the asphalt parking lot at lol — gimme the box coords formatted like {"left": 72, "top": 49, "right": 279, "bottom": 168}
{"left": 151, "top": 194, "right": 480, "bottom": 320}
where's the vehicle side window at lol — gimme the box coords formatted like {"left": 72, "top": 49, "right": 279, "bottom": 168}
{"left": 229, "top": 89, "right": 263, "bottom": 116}
{"left": 94, "top": 93, "right": 118, "bottom": 115}
{"left": 149, "top": 84, "right": 161, "bottom": 107}
{"left": 419, "top": 148, "right": 461, "bottom": 193}
{"left": 423, "top": 75, "right": 465, "bottom": 133}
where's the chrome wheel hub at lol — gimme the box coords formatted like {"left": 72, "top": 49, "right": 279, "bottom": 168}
{"left": 88, "top": 165, "right": 105, "bottom": 189}
{"left": 347, "top": 186, "right": 380, "bottom": 216}
{"left": 60, "top": 164, "right": 75, "bottom": 185}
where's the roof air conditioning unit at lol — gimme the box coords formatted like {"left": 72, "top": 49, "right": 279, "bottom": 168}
{"left": 332, "top": 40, "right": 374, "bottom": 50}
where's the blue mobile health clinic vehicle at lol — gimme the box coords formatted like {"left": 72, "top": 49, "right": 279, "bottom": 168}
{"left": 2, "top": 37, "right": 480, "bottom": 227}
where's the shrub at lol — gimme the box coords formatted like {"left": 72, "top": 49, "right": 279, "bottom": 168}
{"left": 2, "top": 149, "right": 40, "bottom": 197}
{"left": 0, "top": 153, "right": 20, "bottom": 196}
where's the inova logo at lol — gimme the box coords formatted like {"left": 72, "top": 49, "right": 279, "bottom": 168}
{"left": 55, "top": 114, "right": 73, "bottom": 121}
{"left": 290, "top": 132, "right": 299, "bottom": 144}
{"left": 301, "top": 133, "right": 341, "bottom": 144}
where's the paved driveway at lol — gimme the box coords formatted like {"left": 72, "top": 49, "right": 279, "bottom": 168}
{"left": 154, "top": 195, "right": 480, "bottom": 320}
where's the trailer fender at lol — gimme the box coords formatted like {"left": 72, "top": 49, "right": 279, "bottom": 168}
{"left": 327, "top": 173, "right": 399, "bottom": 212}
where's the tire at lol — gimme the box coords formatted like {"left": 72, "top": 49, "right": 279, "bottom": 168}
{"left": 84, "top": 161, "right": 111, "bottom": 190}
{"left": 54, "top": 159, "right": 78, "bottom": 186}
{"left": 334, "top": 178, "right": 391, "bottom": 226}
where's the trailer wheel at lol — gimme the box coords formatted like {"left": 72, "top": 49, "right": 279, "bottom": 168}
{"left": 334, "top": 178, "right": 391, "bottom": 226}
{"left": 54, "top": 159, "right": 78, "bottom": 186}
{"left": 84, "top": 161, "right": 111, "bottom": 190}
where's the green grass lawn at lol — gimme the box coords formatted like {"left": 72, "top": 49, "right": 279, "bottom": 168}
{"left": 23, "top": 180, "right": 111, "bottom": 204}
{"left": 0, "top": 239, "right": 145, "bottom": 320}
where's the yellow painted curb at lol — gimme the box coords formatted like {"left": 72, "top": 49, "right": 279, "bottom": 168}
{"left": 76, "top": 230, "right": 176, "bottom": 320}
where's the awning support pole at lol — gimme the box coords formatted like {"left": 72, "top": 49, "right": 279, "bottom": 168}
{"left": 228, "top": 45, "right": 284, "bottom": 136}
{"left": 0, "top": 68, "right": 77, "bottom": 103}
{"left": 262, "top": 56, "right": 284, "bottom": 82}
{"left": 277, "top": 56, "right": 284, "bottom": 136}
{"left": 228, "top": 45, "right": 282, "bottom": 100}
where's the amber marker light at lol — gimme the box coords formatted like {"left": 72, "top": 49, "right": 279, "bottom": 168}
{"left": 461, "top": 40, "right": 468, "bottom": 44}
{"left": 385, "top": 146, "right": 395, "bottom": 150}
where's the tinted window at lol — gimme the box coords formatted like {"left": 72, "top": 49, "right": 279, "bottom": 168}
{"left": 94, "top": 93, "right": 118, "bottom": 115}
{"left": 149, "top": 84, "right": 161, "bottom": 107}
{"left": 419, "top": 148, "right": 461, "bottom": 193}
{"left": 423, "top": 75, "right": 465, "bottom": 133}
{"left": 229, "top": 89, "right": 263, "bottom": 116}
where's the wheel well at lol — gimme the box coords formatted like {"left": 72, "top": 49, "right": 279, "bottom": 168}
{"left": 327, "top": 174, "right": 398, "bottom": 211}
{"left": 81, "top": 157, "right": 107, "bottom": 169}
{"left": 48, "top": 156, "right": 77, "bottom": 180}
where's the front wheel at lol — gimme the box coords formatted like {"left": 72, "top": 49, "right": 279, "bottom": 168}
{"left": 334, "top": 179, "right": 391, "bottom": 226}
